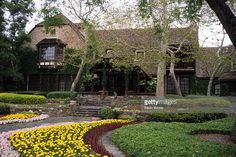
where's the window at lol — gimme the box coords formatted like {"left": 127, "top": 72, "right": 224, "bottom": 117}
{"left": 214, "top": 84, "right": 221, "bottom": 95}
{"left": 180, "top": 77, "right": 189, "bottom": 95}
{"left": 167, "top": 76, "right": 176, "bottom": 94}
{"left": 231, "top": 61, "right": 236, "bottom": 71}
{"left": 41, "top": 46, "right": 56, "bottom": 60}
{"left": 37, "top": 38, "right": 66, "bottom": 63}
{"left": 134, "top": 50, "right": 145, "bottom": 61}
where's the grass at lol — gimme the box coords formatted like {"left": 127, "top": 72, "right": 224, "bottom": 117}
{"left": 112, "top": 117, "right": 236, "bottom": 157}
{"left": 122, "top": 95, "right": 231, "bottom": 108}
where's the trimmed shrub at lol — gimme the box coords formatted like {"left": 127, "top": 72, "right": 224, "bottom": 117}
{"left": 47, "top": 91, "right": 78, "bottom": 99}
{"left": 147, "top": 112, "right": 227, "bottom": 123}
{"left": 0, "top": 93, "right": 46, "bottom": 104}
{"left": 118, "top": 114, "right": 136, "bottom": 121}
{"left": 15, "top": 91, "right": 48, "bottom": 97}
{"left": 0, "top": 103, "right": 10, "bottom": 114}
{"left": 99, "top": 107, "right": 114, "bottom": 119}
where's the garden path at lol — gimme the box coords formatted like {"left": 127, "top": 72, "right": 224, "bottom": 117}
{"left": 0, "top": 116, "right": 126, "bottom": 157}
{"left": 0, "top": 116, "right": 91, "bottom": 132}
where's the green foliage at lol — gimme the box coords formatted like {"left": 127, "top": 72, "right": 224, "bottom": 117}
{"left": 176, "top": 97, "right": 231, "bottom": 107}
{"left": 112, "top": 117, "right": 235, "bottom": 157}
{"left": 138, "top": 0, "right": 152, "bottom": 18}
{"left": 194, "top": 79, "right": 208, "bottom": 95}
{"left": 220, "top": 83, "right": 230, "bottom": 96}
{"left": 0, "top": 103, "right": 10, "bottom": 114}
{"left": 148, "top": 112, "right": 228, "bottom": 123}
{"left": 99, "top": 107, "right": 114, "bottom": 119}
{"left": 0, "top": 93, "right": 46, "bottom": 104}
{"left": 15, "top": 91, "right": 48, "bottom": 97}
{"left": 47, "top": 91, "right": 78, "bottom": 99}
{"left": 184, "top": 0, "right": 203, "bottom": 21}
{"left": 41, "top": 0, "right": 64, "bottom": 34}
{"left": 139, "top": 79, "right": 156, "bottom": 91}
{"left": 118, "top": 114, "right": 136, "bottom": 121}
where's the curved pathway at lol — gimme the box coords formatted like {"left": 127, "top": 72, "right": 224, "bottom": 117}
{"left": 0, "top": 116, "right": 91, "bottom": 132}
{"left": 101, "top": 131, "right": 126, "bottom": 157}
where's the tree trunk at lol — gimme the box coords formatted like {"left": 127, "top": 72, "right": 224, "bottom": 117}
{"left": 207, "top": 63, "right": 222, "bottom": 96}
{"left": 169, "top": 53, "right": 182, "bottom": 96}
{"left": 102, "top": 60, "right": 107, "bottom": 92}
{"left": 156, "top": 61, "right": 166, "bottom": 98}
{"left": 70, "top": 58, "right": 86, "bottom": 91}
{"left": 155, "top": 1, "right": 168, "bottom": 98}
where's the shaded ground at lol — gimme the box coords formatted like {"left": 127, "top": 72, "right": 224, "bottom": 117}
{"left": 195, "top": 134, "right": 236, "bottom": 147}
{"left": 0, "top": 117, "right": 91, "bottom": 132}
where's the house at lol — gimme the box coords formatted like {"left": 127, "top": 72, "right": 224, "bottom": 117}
{"left": 6, "top": 14, "right": 235, "bottom": 96}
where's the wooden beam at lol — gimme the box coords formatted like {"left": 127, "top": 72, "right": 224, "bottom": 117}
{"left": 206, "top": 0, "right": 236, "bottom": 48}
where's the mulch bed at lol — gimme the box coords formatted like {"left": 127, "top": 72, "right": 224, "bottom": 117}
{"left": 195, "top": 134, "right": 236, "bottom": 147}
{"left": 83, "top": 121, "right": 141, "bottom": 157}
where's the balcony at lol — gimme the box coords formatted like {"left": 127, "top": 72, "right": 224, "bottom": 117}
{"left": 166, "top": 62, "right": 195, "bottom": 71}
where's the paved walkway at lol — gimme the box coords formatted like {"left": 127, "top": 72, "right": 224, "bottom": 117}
{"left": 0, "top": 116, "right": 91, "bottom": 132}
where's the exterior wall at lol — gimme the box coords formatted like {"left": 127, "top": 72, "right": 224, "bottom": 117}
{"left": 29, "top": 25, "right": 84, "bottom": 50}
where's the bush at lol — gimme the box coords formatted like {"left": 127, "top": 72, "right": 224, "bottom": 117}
{"left": 0, "top": 103, "right": 10, "bottom": 114}
{"left": 47, "top": 91, "right": 78, "bottom": 99}
{"left": 0, "top": 93, "right": 46, "bottom": 104}
{"left": 99, "top": 107, "right": 114, "bottom": 119}
{"left": 118, "top": 114, "right": 136, "bottom": 121}
{"left": 15, "top": 91, "right": 48, "bottom": 97}
{"left": 147, "top": 112, "right": 228, "bottom": 123}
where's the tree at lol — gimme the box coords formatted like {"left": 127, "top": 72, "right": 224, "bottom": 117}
{"left": 3, "top": 0, "right": 35, "bottom": 81}
{"left": 41, "top": 0, "right": 107, "bottom": 92}
{"left": 184, "top": 0, "right": 236, "bottom": 47}
{"left": 196, "top": 35, "right": 234, "bottom": 96}
{"left": 0, "top": 0, "right": 10, "bottom": 91}
{"left": 138, "top": 0, "right": 197, "bottom": 97}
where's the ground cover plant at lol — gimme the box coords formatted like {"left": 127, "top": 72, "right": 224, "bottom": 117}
{"left": 0, "top": 113, "right": 38, "bottom": 120}
{"left": 124, "top": 95, "right": 231, "bottom": 107}
{"left": 0, "top": 113, "right": 49, "bottom": 125}
{"left": 0, "top": 93, "right": 46, "bottom": 104}
{"left": 9, "top": 119, "right": 128, "bottom": 157}
{"left": 112, "top": 117, "right": 236, "bottom": 157}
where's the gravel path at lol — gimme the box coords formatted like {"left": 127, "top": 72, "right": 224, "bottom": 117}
{"left": 0, "top": 116, "right": 91, "bottom": 132}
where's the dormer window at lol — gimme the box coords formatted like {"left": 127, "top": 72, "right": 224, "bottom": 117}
{"left": 134, "top": 50, "right": 145, "bottom": 61}
{"left": 37, "top": 38, "right": 66, "bottom": 68}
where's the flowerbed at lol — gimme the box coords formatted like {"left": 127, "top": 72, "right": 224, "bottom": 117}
{"left": 2, "top": 119, "right": 128, "bottom": 157}
{"left": 112, "top": 117, "right": 236, "bottom": 157}
{"left": 0, "top": 113, "right": 38, "bottom": 120}
{"left": 0, "top": 114, "right": 49, "bottom": 125}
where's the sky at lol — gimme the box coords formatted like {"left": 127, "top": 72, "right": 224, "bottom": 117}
{"left": 25, "top": 0, "right": 233, "bottom": 48}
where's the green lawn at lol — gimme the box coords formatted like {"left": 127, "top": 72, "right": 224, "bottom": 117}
{"left": 112, "top": 117, "right": 236, "bottom": 157}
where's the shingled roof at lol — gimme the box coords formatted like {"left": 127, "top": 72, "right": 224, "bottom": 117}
{"left": 29, "top": 14, "right": 198, "bottom": 75}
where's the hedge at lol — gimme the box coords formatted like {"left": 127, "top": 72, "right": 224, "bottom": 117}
{"left": 0, "top": 103, "right": 10, "bottom": 114}
{"left": 99, "top": 107, "right": 115, "bottom": 119}
{"left": 147, "top": 112, "right": 228, "bottom": 123}
{"left": 112, "top": 117, "right": 236, "bottom": 157}
{"left": 0, "top": 93, "right": 46, "bottom": 104}
{"left": 47, "top": 91, "right": 78, "bottom": 99}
